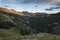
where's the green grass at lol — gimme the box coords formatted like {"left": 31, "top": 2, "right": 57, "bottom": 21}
{"left": 0, "top": 29, "right": 21, "bottom": 40}
{"left": 0, "top": 28, "right": 60, "bottom": 40}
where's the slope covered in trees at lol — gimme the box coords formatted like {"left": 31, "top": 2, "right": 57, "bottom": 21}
{"left": 0, "top": 8, "right": 60, "bottom": 35}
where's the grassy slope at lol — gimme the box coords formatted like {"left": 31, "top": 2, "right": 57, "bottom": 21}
{"left": 0, "top": 29, "right": 60, "bottom": 40}
{"left": 0, "top": 29, "right": 21, "bottom": 40}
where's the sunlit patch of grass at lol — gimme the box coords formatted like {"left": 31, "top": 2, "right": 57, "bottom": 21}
{"left": 0, "top": 29, "right": 21, "bottom": 40}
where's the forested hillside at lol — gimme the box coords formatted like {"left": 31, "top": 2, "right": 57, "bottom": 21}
{"left": 0, "top": 8, "right": 60, "bottom": 40}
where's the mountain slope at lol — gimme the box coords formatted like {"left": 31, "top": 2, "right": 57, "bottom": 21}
{"left": 0, "top": 8, "right": 31, "bottom": 16}
{"left": 0, "top": 11, "right": 17, "bottom": 29}
{"left": 0, "top": 7, "right": 60, "bottom": 35}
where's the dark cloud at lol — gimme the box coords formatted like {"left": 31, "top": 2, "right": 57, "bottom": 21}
{"left": 45, "top": 6, "right": 60, "bottom": 11}
{"left": 55, "top": 3, "right": 60, "bottom": 6}
{"left": 2, "top": 0, "right": 60, "bottom": 4}
{"left": 23, "top": 0, "right": 50, "bottom": 3}
{"left": 45, "top": 8, "right": 53, "bottom": 11}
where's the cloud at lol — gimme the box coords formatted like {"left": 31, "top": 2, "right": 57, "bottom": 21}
{"left": 55, "top": 3, "right": 60, "bottom": 6}
{"left": 1, "top": 0, "right": 60, "bottom": 4}
{"left": 45, "top": 6, "right": 60, "bottom": 11}
{"left": 2, "top": 0, "right": 18, "bottom": 4}
{"left": 24, "top": 0, "right": 60, "bottom": 4}
{"left": 45, "top": 8, "right": 53, "bottom": 11}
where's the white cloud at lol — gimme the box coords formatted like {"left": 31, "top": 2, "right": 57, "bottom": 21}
{"left": 49, "top": 0, "right": 60, "bottom": 4}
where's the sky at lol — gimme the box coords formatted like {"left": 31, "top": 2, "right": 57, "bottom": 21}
{"left": 0, "top": 0, "right": 60, "bottom": 13}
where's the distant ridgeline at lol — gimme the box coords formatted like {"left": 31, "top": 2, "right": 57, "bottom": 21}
{"left": 0, "top": 8, "right": 60, "bottom": 35}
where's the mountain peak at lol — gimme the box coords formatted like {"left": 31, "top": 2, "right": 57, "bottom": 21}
{"left": 0, "top": 7, "right": 26, "bottom": 16}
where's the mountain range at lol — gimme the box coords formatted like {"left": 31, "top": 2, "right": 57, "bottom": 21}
{"left": 0, "top": 7, "right": 60, "bottom": 35}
